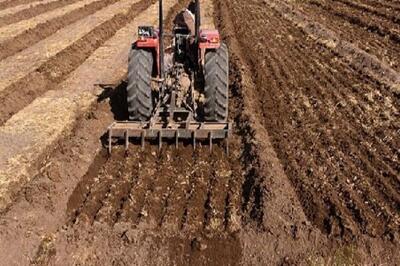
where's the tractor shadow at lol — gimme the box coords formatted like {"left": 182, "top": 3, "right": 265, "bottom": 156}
{"left": 97, "top": 80, "right": 131, "bottom": 149}
{"left": 97, "top": 80, "right": 129, "bottom": 121}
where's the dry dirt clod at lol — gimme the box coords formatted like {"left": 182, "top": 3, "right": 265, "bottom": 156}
{"left": 191, "top": 237, "right": 207, "bottom": 251}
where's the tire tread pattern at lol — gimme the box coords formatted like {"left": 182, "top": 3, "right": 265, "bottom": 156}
{"left": 204, "top": 43, "right": 229, "bottom": 122}
{"left": 127, "top": 48, "right": 153, "bottom": 121}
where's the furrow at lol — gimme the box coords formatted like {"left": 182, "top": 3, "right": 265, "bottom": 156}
{"left": 115, "top": 150, "right": 141, "bottom": 224}
{"left": 0, "top": 0, "right": 101, "bottom": 42}
{"left": 95, "top": 156, "right": 133, "bottom": 225}
{"left": 0, "top": 0, "right": 39, "bottom": 11}
{"left": 0, "top": 0, "right": 138, "bottom": 94}
{"left": 0, "top": 0, "right": 122, "bottom": 60}
{"left": 160, "top": 147, "right": 193, "bottom": 232}
{"left": 130, "top": 149, "right": 157, "bottom": 226}
{"left": 0, "top": 0, "right": 61, "bottom": 18}
{"left": 301, "top": 0, "right": 400, "bottom": 72}
{"left": 0, "top": 0, "right": 82, "bottom": 27}
{"left": 181, "top": 147, "right": 212, "bottom": 233}
{"left": 204, "top": 149, "right": 231, "bottom": 233}
{"left": 136, "top": 149, "right": 172, "bottom": 228}
{"left": 0, "top": 0, "right": 153, "bottom": 126}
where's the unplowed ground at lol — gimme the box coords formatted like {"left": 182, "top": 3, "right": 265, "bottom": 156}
{"left": 0, "top": 0, "right": 398, "bottom": 265}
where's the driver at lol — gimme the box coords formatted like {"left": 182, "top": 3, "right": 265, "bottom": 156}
{"left": 165, "top": 2, "right": 197, "bottom": 71}
{"left": 173, "top": 1, "right": 196, "bottom": 37}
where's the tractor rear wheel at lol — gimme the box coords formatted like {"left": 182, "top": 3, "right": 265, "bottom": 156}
{"left": 127, "top": 48, "right": 154, "bottom": 121}
{"left": 203, "top": 43, "right": 229, "bottom": 122}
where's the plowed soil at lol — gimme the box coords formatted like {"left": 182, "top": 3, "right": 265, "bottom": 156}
{"left": 0, "top": 0, "right": 398, "bottom": 265}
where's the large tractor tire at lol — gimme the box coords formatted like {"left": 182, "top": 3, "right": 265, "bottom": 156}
{"left": 203, "top": 43, "right": 229, "bottom": 122}
{"left": 127, "top": 48, "right": 154, "bottom": 121}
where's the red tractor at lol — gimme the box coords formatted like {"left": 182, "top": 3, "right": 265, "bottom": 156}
{"left": 108, "top": 0, "right": 231, "bottom": 153}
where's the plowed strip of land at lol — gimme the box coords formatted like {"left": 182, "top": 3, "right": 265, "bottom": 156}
{"left": 0, "top": 0, "right": 39, "bottom": 10}
{"left": 296, "top": 0, "right": 400, "bottom": 71}
{"left": 360, "top": 0, "right": 400, "bottom": 12}
{"left": 0, "top": 0, "right": 83, "bottom": 27}
{"left": 298, "top": 0, "right": 400, "bottom": 72}
{"left": 271, "top": 0, "right": 400, "bottom": 93}
{"left": 0, "top": 0, "right": 161, "bottom": 126}
{"left": 306, "top": 0, "right": 400, "bottom": 43}
{"left": 336, "top": 0, "right": 400, "bottom": 24}
{"left": 215, "top": 0, "right": 399, "bottom": 263}
{"left": 0, "top": 0, "right": 61, "bottom": 18}
{"left": 0, "top": 0, "right": 124, "bottom": 61}
{"left": 0, "top": 0, "right": 100, "bottom": 42}
{"left": 0, "top": 0, "right": 138, "bottom": 94}
{"left": 221, "top": 0, "right": 400, "bottom": 243}
{"left": 0, "top": 0, "right": 172, "bottom": 212}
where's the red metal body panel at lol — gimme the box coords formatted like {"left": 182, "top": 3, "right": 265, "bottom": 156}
{"left": 199, "top": 29, "right": 221, "bottom": 49}
{"left": 136, "top": 36, "right": 160, "bottom": 76}
{"left": 134, "top": 28, "right": 222, "bottom": 74}
{"left": 198, "top": 29, "right": 221, "bottom": 66}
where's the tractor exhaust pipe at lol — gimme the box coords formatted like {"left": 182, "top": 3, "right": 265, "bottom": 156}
{"left": 159, "top": 0, "right": 164, "bottom": 79}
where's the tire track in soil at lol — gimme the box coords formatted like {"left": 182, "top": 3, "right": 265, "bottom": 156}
{"left": 0, "top": 0, "right": 121, "bottom": 60}
{"left": 0, "top": 0, "right": 82, "bottom": 27}
{"left": 0, "top": 0, "right": 157, "bottom": 126}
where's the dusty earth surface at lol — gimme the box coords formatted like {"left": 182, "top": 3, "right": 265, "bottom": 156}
{"left": 0, "top": 0, "right": 399, "bottom": 265}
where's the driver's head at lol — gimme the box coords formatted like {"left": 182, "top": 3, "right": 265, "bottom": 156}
{"left": 188, "top": 1, "right": 196, "bottom": 14}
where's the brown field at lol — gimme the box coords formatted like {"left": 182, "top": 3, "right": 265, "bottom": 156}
{"left": 0, "top": 0, "right": 398, "bottom": 265}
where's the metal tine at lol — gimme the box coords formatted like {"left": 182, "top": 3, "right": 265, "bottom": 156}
{"left": 209, "top": 132, "right": 213, "bottom": 153}
{"left": 108, "top": 128, "right": 113, "bottom": 155}
{"left": 175, "top": 131, "right": 179, "bottom": 149}
{"left": 125, "top": 130, "right": 129, "bottom": 150}
{"left": 225, "top": 137, "right": 229, "bottom": 156}
{"left": 141, "top": 131, "right": 145, "bottom": 151}
{"left": 158, "top": 131, "right": 162, "bottom": 152}
{"left": 193, "top": 131, "right": 196, "bottom": 151}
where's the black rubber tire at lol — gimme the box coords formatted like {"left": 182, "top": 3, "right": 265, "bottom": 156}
{"left": 203, "top": 43, "right": 229, "bottom": 122}
{"left": 127, "top": 48, "right": 154, "bottom": 121}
